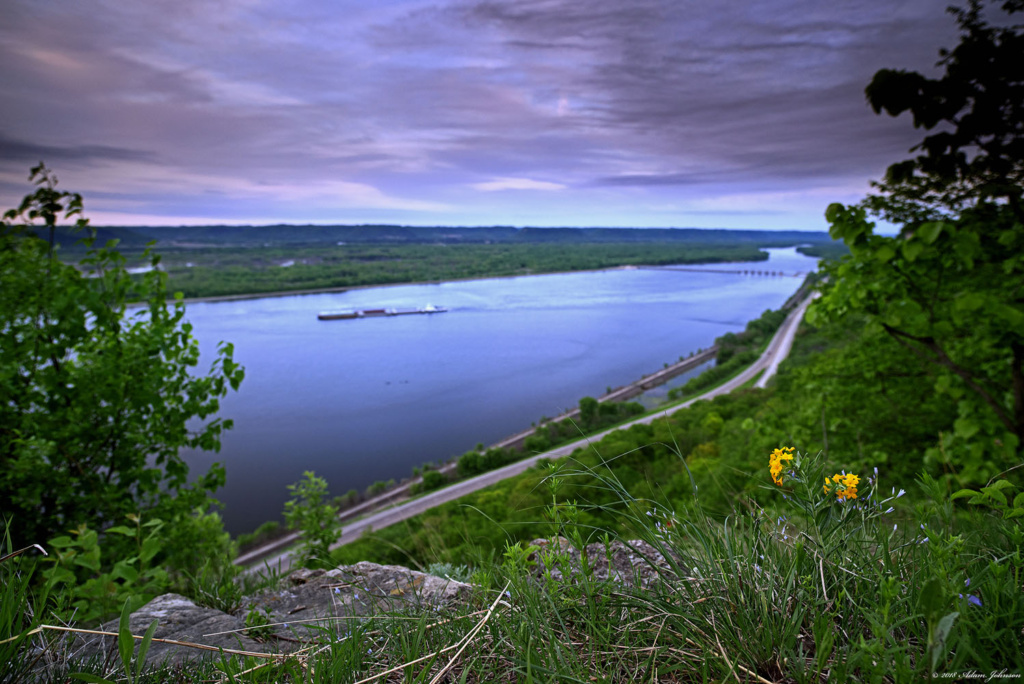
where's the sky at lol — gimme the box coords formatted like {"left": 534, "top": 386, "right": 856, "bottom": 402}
{"left": 0, "top": 0, "right": 961, "bottom": 231}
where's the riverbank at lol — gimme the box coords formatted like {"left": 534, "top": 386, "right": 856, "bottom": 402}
{"left": 234, "top": 345, "right": 719, "bottom": 566}
{"left": 150, "top": 241, "right": 774, "bottom": 300}
{"left": 184, "top": 247, "right": 820, "bottom": 535}
{"left": 242, "top": 291, "right": 815, "bottom": 572}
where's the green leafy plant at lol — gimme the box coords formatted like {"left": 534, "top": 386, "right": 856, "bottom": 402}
{"left": 283, "top": 471, "right": 342, "bottom": 569}
{"left": 0, "top": 164, "right": 244, "bottom": 552}
{"left": 244, "top": 605, "right": 275, "bottom": 641}
{"left": 43, "top": 513, "right": 168, "bottom": 624}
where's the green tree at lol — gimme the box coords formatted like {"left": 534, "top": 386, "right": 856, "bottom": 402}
{"left": 283, "top": 471, "right": 342, "bottom": 569}
{"left": 862, "top": 0, "right": 1024, "bottom": 224}
{"left": 0, "top": 165, "right": 244, "bottom": 549}
{"left": 812, "top": 1, "right": 1024, "bottom": 481}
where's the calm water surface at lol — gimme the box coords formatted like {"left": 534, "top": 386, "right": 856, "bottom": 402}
{"left": 182, "top": 248, "right": 817, "bottom": 533}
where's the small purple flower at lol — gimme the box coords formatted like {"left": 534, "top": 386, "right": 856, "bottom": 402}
{"left": 960, "top": 593, "right": 983, "bottom": 607}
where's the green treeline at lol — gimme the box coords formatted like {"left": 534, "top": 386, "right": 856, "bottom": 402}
{"left": 156, "top": 242, "right": 770, "bottom": 299}
{"left": 328, "top": 303, "right": 999, "bottom": 570}
{"left": 667, "top": 305, "right": 789, "bottom": 400}
{"left": 52, "top": 223, "right": 832, "bottom": 249}
{"left": 453, "top": 397, "right": 646, "bottom": 480}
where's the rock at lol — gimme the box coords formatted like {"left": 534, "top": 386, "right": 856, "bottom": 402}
{"left": 72, "top": 562, "right": 473, "bottom": 670}
{"left": 244, "top": 561, "right": 473, "bottom": 639}
{"left": 71, "top": 593, "right": 267, "bottom": 669}
{"left": 527, "top": 538, "right": 676, "bottom": 588}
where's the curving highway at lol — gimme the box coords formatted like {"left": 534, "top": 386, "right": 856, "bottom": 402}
{"left": 245, "top": 292, "right": 816, "bottom": 572}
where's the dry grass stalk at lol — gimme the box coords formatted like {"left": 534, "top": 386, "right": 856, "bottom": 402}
{"left": 427, "top": 581, "right": 510, "bottom": 684}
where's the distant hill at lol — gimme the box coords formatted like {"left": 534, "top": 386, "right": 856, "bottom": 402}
{"left": 75, "top": 224, "right": 833, "bottom": 249}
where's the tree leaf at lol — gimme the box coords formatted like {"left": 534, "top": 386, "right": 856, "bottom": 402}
{"left": 916, "top": 222, "right": 945, "bottom": 244}
{"left": 902, "top": 240, "right": 924, "bottom": 262}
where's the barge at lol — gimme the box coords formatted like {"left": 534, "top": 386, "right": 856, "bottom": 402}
{"left": 318, "top": 305, "right": 448, "bottom": 321}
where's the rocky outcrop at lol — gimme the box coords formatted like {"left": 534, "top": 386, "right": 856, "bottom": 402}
{"left": 527, "top": 537, "right": 676, "bottom": 588}
{"left": 72, "top": 541, "right": 668, "bottom": 672}
{"left": 73, "top": 561, "right": 473, "bottom": 669}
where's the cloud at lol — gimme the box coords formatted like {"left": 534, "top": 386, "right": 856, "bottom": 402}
{"left": 0, "top": 0, "right": 962, "bottom": 227}
{"left": 0, "top": 135, "right": 157, "bottom": 164}
{"left": 472, "top": 177, "right": 566, "bottom": 191}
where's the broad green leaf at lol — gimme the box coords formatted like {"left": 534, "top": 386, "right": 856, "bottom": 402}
{"left": 1013, "top": 492, "right": 1024, "bottom": 509}
{"left": 110, "top": 561, "right": 139, "bottom": 584}
{"left": 105, "top": 526, "right": 135, "bottom": 537}
{"left": 916, "top": 222, "right": 945, "bottom": 244}
{"left": 950, "top": 489, "right": 979, "bottom": 500}
{"left": 139, "top": 537, "right": 162, "bottom": 564}
{"left": 117, "top": 599, "right": 134, "bottom": 676}
{"left": 954, "top": 418, "right": 980, "bottom": 440}
{"left": 953, "top": 293, "right": 985, "bottom": 313}
{"left": 135, "top": 619, "right": 160, "bottom": 679}
{"left": 979, "top": 486, "right": 1007, "bottom": 505}
{"left": 931, "top": 611, "right": 959, "bottom": 671}
{"left": 902, "top": 240, "right": 924, "bottom": 262}
{"left": 918, "top": 578, "right": 945, "bottom": 619}
{"left": 874, "top": 244, "right": 896, "bottom": 263}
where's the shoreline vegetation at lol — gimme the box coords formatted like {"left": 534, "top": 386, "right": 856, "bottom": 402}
{"left": 44, "top": 223, "right": 832, "bottom": 300}
{"left": 232, "top": 286, "right": 813, "bottom": 560}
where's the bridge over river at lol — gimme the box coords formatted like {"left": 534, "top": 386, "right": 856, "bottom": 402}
{"left": 639, "top": 265, "right": 811, "bottom": 277}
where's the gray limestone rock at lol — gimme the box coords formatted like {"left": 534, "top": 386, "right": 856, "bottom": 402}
{"left": 72, "top": 562, "right": 473, "bottom": 671}
{"left": 71, "top": 593, "right": 268, "bottom": 670}
{"left": 244, "top": 561, "right": 473, "bottom": 640}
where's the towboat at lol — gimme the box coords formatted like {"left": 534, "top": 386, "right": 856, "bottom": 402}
{"left": 318, "top": 305, "right": 448, "bottom": 321}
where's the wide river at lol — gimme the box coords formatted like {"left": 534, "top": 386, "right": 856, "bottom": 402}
{"left": 182, "top": 247, "right": 818, "bottom": 533}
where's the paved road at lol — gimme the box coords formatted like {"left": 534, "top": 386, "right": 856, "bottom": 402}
{"left": 249, "top": 293, "right": 815, "bottom": 572}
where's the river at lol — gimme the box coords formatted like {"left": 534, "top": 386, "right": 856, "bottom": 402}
{"left": 181, "top": 247, "right": 818, "bottom": 533}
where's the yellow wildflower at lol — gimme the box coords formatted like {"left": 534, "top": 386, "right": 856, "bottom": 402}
{"left": 824, "top": 473, "right": 860, "bottom": 501}
{"left": 769, "top": 447, "right": 795, "bottom": 486}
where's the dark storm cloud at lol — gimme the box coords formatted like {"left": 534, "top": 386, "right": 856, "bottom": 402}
{"left": 425, "top": 0, "right": 955, "bottom": 186}
{"left": 0, "top": 135, "right": 156, "bottom": 164}
{"left": 0, "top": 0, "right": 965, "bottom": 227}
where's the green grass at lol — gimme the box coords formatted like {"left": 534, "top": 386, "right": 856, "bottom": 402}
{"left": 9, "top": 448, "right": 1022, "bottom": 682}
